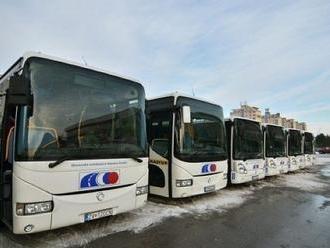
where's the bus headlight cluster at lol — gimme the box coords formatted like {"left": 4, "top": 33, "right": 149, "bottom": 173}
{"left": 16, "top": 201, "right": 53, "bottom": 216}
{"left": 269, "top": 160, "right": 276, "bottom": 168}
{"left": 237, "top": 163, "right": 247, "bottom": 174}
{"left": 291, "top": 158, "right": 297, "bottom": 165}
{"left": 176, "top": 179, "right": 193, "bottom": 187}
{"left": 136, "top": 186, "right": 148, "bottom": 196}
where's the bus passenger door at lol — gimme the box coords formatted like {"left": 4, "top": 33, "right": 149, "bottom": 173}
{"left": 148, "top": 111, "right": 172, "bottom": 197}
{"left": 0, "top": 106, "right": 16, "bottom": 226}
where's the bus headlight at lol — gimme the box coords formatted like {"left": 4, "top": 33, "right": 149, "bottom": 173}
{"left": 291, "top": 158, "right": 297, "bottom": 165}
{"left": 136, "top": 186, "right": 148, "bottom": 196}
{"left": 176, "top": 179, "right": 193, "bottom": 187}
{"left": 16, "top": 201, "right": 53, "bottom": 216}
{"left": 269, "top": 160, "right": 276, "bottom": 168}
{"left": 237, "top": 163, "right": 247, "bottom": 174}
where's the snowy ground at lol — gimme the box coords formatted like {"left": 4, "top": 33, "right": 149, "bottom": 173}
{"left": 1, "top": 155, "right": 330, "bottom": 248}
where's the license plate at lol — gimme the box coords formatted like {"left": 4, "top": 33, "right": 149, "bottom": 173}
{"left": 280, "top": 170, "right": 284, "bottom": 173}
{"left": 84, "top": 208, "right": 113, "bottom": 222}
{"left": 204, "top": 185, "right": 216, "bottom": 193}
{"left": 252, "top": 175, "right": 258, "bottom": 180}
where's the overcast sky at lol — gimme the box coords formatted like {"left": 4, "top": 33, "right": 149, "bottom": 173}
{"left": 1, "top": 0, "right": 329, "bottom": 134}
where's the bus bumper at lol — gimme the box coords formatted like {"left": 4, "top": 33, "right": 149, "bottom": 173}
{"left": 280, "top": 164, "right": 289, "bottom": 174}
{"left": 231, "top": 168, "right": 265, "bottom": 184}
{"left": 172, "top": 172, "right": 227, "bottom": 198}
{"left": 265, "top": 167, "right": 281, "bottom": 176}
{"left": 12, "top": 173, "right": 148, "bottom": 234}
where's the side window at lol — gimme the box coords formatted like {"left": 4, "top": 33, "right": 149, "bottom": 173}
{"left": 0, "top": 78, "right": 9, "bottom": 153}
{"left": 148, "top": 111, "right": 171, "bottom": 158}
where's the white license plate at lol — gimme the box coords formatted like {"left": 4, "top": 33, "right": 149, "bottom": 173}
{"left": 84, "top": 208, "right": 113, "bottom": 222}
{"left": 252, "top": 175, "right": 258, "bottom": 180}
{"left": 204, "top": 185, "right": 216, "bottom": 193}
{"left": 280, "top": 170, "right": 284, "bottom": 173}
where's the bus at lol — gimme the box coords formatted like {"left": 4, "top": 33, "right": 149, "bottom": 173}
{"left": 146, "top": 93, "right": 227, "bottom": 198}
{"left": 263, "top": 124, "right": 289, "bottom": 176}
{"left": 0, "top": 52, "right": 148, "bottom": 234}
{"left": 287, "top": 128, "right": 304, "bottom": 171}
{"left": 225, "top": 117, "right": 265, "bottom": 184}
{"left": 303, "top": 131, "right": 315, "bottom": 167}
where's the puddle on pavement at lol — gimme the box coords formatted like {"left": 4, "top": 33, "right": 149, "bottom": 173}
{"left": 320, "top": 168, "right": 330, "bottom": 177}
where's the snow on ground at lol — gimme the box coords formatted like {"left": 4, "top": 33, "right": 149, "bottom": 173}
{"left": 1, "top": 154, "right": 330, "bottom": 248}
{"left": 278, "top": 172, "right": 328, "bottom": 191}
{"left": 316, "top": 154, "right": 330, "bottom": 165}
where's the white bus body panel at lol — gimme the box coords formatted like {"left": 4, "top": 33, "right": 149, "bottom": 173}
{"left": 12, "top": 158, "right": 148, "bottom": 234}
{"left": 279, "top": 157, "right": 289, "bottom": 174}
{"left": 265, "top": 157, "right": 289, "bottom": 176}
{"left": 231, "top": 159, "right": 265, "bottom": 184}
{"left": 171, "top": 157, "right": 228, "bottom": 198}
{"left": 288, "top": 155, "right": 304, "bottom": 171}
{"left": 297, "top": 155, "right": 305, "bottom": 169}
{"left": 304, "top": 154, "right": 315, "bottom": 167}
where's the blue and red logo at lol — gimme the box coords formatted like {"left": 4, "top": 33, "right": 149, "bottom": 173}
{"left": 202, "top": 164, "right": 217, "bottom": 173}
{"left": 80, "top": 171, "right": 119, "bottom": 189}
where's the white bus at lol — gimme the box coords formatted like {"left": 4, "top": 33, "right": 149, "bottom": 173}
{"left": 263, "top": 124, "right": 289, "bottom": 176}
{"left": 0, "top": 52, "right": 148, "bottom": 234}
{"left": 303, "top": 131, "right": 315, "bottom": 167}
{"left": 146, "top": 93, "right": 227, "bottom": 198}
{"left": 225, "top": 117, "right": 265, "bottom": 184}
{"left": 287, "top": 128, "right": 304, "bottom": 171}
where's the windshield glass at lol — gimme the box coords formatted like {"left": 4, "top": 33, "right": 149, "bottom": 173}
{"left": 265, "top": 125, "right": 286, "bottom": 157}
{"left": 304, "top": 132, "right": 314, "bottom": 154}
{"left": 16, "top": 57, "right": 147, "bottom": 161}
{"left": 174, "top": 97, "right": 227, "bottom": 162}
{"left": 233, "top": 119, "right": 263, "bottom": 160}
{"left": 288, "top": 130, "right": 302, "bottom": 156}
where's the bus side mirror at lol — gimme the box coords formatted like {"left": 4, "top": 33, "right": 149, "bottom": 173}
{"left": 7, "top": 73, "right": 33, "bottom": 107}
{"left": 182, "top": 106, "right": 191, "bottom": 124}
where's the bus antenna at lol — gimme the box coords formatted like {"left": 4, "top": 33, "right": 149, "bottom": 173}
{"left": 81, "top": 56, "right": 88, "bottom": 66}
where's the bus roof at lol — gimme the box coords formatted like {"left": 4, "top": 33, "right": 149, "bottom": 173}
{"left": 225, "top": 116, "right": 262, "bottom": 124}
{"left": 286, "top": 128, "right": 303, "bottom": 132}
{"left": 147, "top": 91, "right": 220, "bottom": 107}
{"left": 263, "top": 123, "right": 285, "bottom": 128}
{"left": 0, "top": 51, "right": 143, "bottom": 85}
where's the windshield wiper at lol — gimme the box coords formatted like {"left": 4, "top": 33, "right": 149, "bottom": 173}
{"left": 128, "top": 156, "right": 143, "bottom": 163}
{"left": 49, "top": 156, "right": 80, "bottom": 168}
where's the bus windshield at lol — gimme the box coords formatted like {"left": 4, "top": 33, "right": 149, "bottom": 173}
{"left": 304, "top": 132, "right": 314, "bottom": 154}
{"left": 174, "top": 97, "right": 227, "bottom": 162}
{"left": 233, "top": 119, "right": 263, "bottom": 160}
{"left": 288, "top": 130, "right": 302, "bottom": 156}
{"left": 266, "top": 125, "right": 286, "bottom": 157}
{"left": 16, "top": 57, "right": 147, "bottom": 161}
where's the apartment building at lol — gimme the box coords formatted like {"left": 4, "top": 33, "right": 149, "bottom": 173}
{"left": 230, "top": 104, "right": 307, "bottom": 131}
{"left": 230, "top": 103, "right": 262, "bottom": 122}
